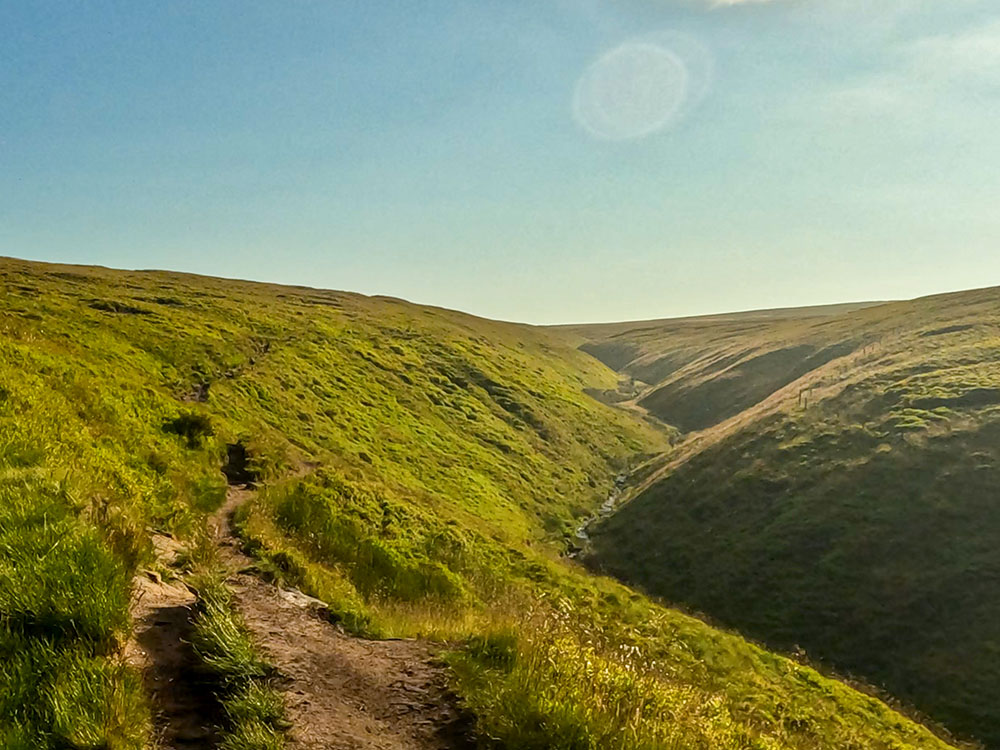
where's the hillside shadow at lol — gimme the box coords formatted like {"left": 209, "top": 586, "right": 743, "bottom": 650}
{"left": 134, "top": 601, "right": 220, "bottom": 748}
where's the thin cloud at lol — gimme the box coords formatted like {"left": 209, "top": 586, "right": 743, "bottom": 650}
{"left": 793, "top": 16, "right": 1000, "bottom": 126}
{"left": 906, "top": 20, "right": 1000, "bottom": 83}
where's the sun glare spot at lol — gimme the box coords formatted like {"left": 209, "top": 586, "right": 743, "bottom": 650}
{"left": 573, "top": 35, "right": 712, "bottom": 141}
{"left": 573, "top": 43, "right": 688, "bottom": 141}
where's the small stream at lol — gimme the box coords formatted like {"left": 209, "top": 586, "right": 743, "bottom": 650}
{"left": 567, "top": 472, "right": 628, "bottom": 558}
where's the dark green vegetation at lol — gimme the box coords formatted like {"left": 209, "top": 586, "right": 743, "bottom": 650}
{"left": 0, "top": 256, "right": 958, "bottom": 749}
{"left": 578, "top": 290, "right": 1000, "bottom": 748}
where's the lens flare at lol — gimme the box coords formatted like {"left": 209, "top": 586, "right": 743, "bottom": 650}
{"left": 573, "top": 42, "right": 689, "bottom": 141}
{"left": 573, "top": 34, "right": 712, "bottom": 141}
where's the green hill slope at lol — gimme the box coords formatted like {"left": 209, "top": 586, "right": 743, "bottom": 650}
{"left": 0, "top": 256, "right": 958, "bottom": 749}
{"left": 583, "top": 288, "right": 1000, "bottom": 748}
{"left": 555, "top": 301, "right": 887, "bottom": 430}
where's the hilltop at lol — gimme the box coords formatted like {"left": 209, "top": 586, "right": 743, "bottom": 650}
{"left": 554, "top": 300, "right": 886, "bottom": 340}
{"left": 0, "top": 256, "right": 959, "bottom": 749}
{"left": 554, "top": 300, "right": 888, "bottom": 430}
{"left": 576, "top": 287, "right": 1000, "bottom": 747}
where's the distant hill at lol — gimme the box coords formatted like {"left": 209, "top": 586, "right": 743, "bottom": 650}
{"left": 0, "top": 255, "right": 956, "bottom": 750}
{"left": 553, "top": 301, "right": 890, "bottom": 430}
{"left": 579, "top": 287, "right": 1000, "bottom": 747}
{"left": 554, "top": 300, "right": 887, "bottom": 340}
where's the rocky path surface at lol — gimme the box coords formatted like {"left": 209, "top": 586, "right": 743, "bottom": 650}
{"left": 127, "top": 536, "right": 216, "bottom": 748}
{"left": 216, "top": 487, "right": 472, "bottom": 750}
{"left": 128, "top": 483, "right": 472, "bottom": 749}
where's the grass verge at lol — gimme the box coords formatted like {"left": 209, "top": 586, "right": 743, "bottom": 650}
{"left": 0, "top": 475, "right": 148, "bottom": 749}
{"left": 188, "top": 567, "right": 287, "bottom": 750}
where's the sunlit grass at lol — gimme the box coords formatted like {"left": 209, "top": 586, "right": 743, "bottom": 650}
{"left": 0, "top": 257, "right": 963, "bottom": 749}
{"left": 581, "top": 292, "right": 1000, "bottom": 747}
{"left": 188, "top": 568, "right": 287, "bottom": 749}
{"left": 0, "top": 630, "right": 148, "bottom": 749}
{"left": 236, "top": 471, "right": 956, "bottom": 750}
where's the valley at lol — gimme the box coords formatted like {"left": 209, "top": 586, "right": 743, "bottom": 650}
{"left": 571, "top": 290, "right": 1000, "bottom": 748}
{"left": 0, "top": 256, "right": 982, "bottom": 749}
{"left": 7, "top": 2, "right": 997, "bottom": 748}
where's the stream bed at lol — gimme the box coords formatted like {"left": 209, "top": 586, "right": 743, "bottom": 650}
{"left": 567, "top": 472, "right": 627, "bottom": 558}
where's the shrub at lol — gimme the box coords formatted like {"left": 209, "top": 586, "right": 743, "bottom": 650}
{"left": 163, "top": 411, "right": 214, "bottom": 448}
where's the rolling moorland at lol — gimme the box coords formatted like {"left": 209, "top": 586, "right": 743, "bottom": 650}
{"left": 0, "top": 255, "right": 964, "bottom": 749}
{"left": 572, "top": 290, "right": 1000, "bottom": 748}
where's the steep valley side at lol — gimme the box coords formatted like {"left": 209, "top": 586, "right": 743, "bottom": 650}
{"left": 574, "top": 288, "right": 1000, "bottom": 747}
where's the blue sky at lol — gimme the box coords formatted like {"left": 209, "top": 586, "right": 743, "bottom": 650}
{"left": 2, "top": 0, "right": 999, "bottom": 323}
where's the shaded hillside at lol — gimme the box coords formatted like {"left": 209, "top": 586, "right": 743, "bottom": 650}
{"left": 555, "top": 301, "right": 886, "bottom": 430}
{"left": 0, "top": 256, "right": 957, "bottom": 750}
{"left": 555, "top": 301, "right": 885, "bottom": 342}
{"left": 587, "top": 286, "right": 1000, "bottom": 748}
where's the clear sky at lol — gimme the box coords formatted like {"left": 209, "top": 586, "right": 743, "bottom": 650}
{"left": 2, "top": 1, "right": 999, "bottom": 324}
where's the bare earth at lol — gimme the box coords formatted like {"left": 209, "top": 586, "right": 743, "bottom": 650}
{"left": 230, "top": 569, "right": 471, "bottom": 750}
{"left": 128, "top": 486, "right": 472, "bottom": 749}
{"left": 127, "top": 537, "right": 216, "bottom": 748}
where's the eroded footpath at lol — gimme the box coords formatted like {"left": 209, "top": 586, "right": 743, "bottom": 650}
{"left": 129, "top": 484, "right": 472, "bottom": 750}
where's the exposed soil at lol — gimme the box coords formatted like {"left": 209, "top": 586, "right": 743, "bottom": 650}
{"left": 129, "top": 483, "right": 473, "bottom": 749}
{"left": 230, "top": 571, "right": 472, "bottom": 749}
{"left": 126, "top": 536, "right": 217, "bottom": 748}
{"left": 216, "top": 486, "right": 472, "bottom": 749}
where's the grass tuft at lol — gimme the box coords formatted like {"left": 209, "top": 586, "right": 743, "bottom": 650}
{"left": 188, "top": 569, "right": 287, "bottom": 749}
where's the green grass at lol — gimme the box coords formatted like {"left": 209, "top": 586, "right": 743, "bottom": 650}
{"left": 0, "top": 255, "right": 964, "bottom": 749}
{"left": 0, "top": 476, "right": 147, "bottom": 749}
{"left": 0, "top": 477, "right": 131, "bottom": 647}
{"left": 0, "top": 630, "right": 147, "bottom": 750}
{"left": 189, "top": 568, "right": 287, "bottom": 750}
{"left": 237, "top": 470, "right": 955, "bottom": 750}
{"left": 583, "top": 287, "right": 1000, "bottom": 747}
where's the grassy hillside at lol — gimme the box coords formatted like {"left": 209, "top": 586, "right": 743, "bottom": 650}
{"left": 0, "top": 256, "right": 959, "bottom": 749}
{"left": 556, "top": 301, "right": 886, "bottom": 430}
{"left": 583, "top": 287, "right": 1000, "bottom": 748}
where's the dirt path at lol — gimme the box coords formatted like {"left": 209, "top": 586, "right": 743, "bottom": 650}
{"left": 127, "top": 536, "right": 216, "bottom": 748}
{"left": 228, "top": 570, "right": 471, "bottom": 749}
{"left": 212, "top": 485, "right": 473, "bottom": 749}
